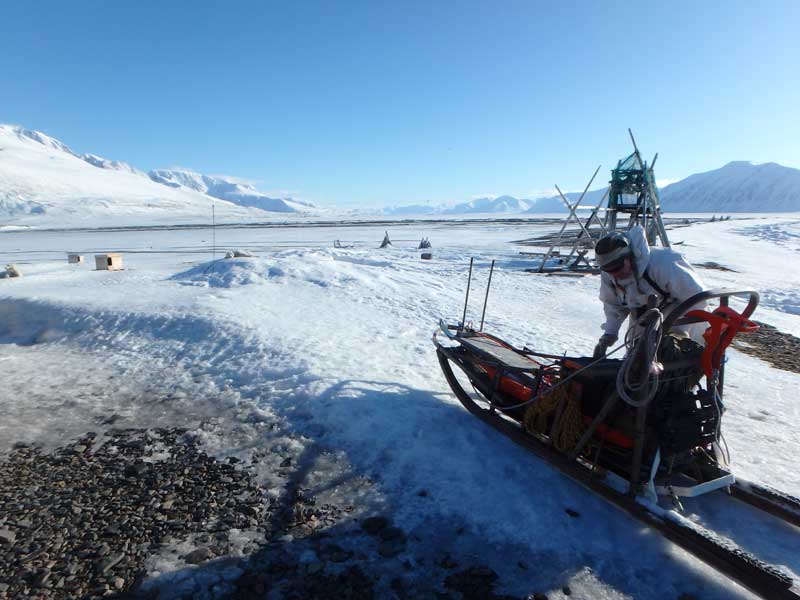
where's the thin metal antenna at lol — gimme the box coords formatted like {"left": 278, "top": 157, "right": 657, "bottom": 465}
{"left": 460, "top": 257, "right": 474, "bottom": 332}
{"left": 480, "top": 259, "right": 495, "bottom": 331}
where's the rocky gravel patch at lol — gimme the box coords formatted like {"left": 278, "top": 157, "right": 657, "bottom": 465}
{"left": 0, "top": 427, "right": 267, "bottom": 599}
{"left": 0, "top": 428, "right": 574, "bottom": 600}
{"left": 733, "top": 320, "right": 800, "bottom": 375}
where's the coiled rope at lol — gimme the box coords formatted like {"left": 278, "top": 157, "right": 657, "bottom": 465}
{"left": 616, "top": 307, "right": 664, "bottom": 408}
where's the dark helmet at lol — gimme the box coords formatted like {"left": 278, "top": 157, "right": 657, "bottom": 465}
{"left": 595, "top": 231, "right": 633, "bottom": 271}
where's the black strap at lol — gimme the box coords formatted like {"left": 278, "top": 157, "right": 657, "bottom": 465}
{"left": 642, "top": 269, "right": 670, "bottom": 302}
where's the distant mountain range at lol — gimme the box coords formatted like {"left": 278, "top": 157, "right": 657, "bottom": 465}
{"left": 444, "top": 195, "right": 537, "bottom": 214}
{"left": 0, "top": 125, "right": 315, "bottom": 227}
{"left": 2, "top": 124, "right": 799, "bottom": 229}
{"left": 382, "top": 162, "right": 800, "bottom": 215}
{"left": 380, "top": 193, "right": 596, "bottom": 216}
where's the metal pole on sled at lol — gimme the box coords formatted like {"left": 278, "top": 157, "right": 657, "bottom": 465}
{"left": 460, "top": 257, "right": 474, "bottom": 333}
{"left": 480, "top": 260, "right": 495, "bottom": 331}
{"left": 460, "top": 258, "right": 496, "bottom": 333}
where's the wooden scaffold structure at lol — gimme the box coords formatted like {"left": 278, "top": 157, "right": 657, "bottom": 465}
{"left": 526, "top": 130, "right": 670, "bottom": 274}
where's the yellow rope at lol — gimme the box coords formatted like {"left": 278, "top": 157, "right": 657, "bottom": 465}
{"left": 523, "top": 385, "right": 563, "bottom": 435}
{"left": 523, "top": 382, "right": 585, "bottom": 453}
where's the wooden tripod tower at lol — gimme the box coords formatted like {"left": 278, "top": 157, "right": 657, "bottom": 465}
{"left": 606, "top": 130, "right": 670, "bottom": 248}
{"left": 530, "top": 130, "right": 670, "bottom": 274}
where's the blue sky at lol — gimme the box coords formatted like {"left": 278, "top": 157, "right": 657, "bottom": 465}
{"left": 3, "top": 1, "right": 798, "bottom": 208}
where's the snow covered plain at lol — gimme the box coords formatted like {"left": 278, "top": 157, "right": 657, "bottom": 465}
{"left": 1, "top": 215, "right": 799, "bottom": 599}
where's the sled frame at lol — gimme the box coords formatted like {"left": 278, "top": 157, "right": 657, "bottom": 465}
{"left": 436, "top": 288, "right": 760, "bottom": 499}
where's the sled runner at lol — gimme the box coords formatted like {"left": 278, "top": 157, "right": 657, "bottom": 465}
{"left": 435, "top": 284, "right": 800, "bottom": 599}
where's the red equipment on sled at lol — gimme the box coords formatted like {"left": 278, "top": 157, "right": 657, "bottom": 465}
{"left": 686, "top": 305, "right": 759, "bottom": 379}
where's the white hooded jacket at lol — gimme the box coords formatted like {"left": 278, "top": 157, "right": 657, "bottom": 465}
{"left": 599, "top": 226, "right": 706, "bottom": 340}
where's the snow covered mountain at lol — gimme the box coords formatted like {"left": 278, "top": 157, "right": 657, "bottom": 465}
{"left": 0, "top": 125, "right": 313, "bottom": 228}
{"left": 443, "top": 195, "right": 536, "bottom": 214}
{"left": 148, "top": 169, "right": 313, "bottom": 214}
{"left": 524, "top": 188, "right": 609, "bottom": 213}
{"left": 380, "top": 203, "right": 445, "bottom": 216}
{"left": 659, "top": 161, "right": 800, "bottom": 212}
{"left": 380, "top": 195, "right": 536, "bottom": 216}
{"left": 380, "top": 192, "right": 605, "bottom": 216}
{"left": 377, "top": 190, "right": 612, "bottom": 216}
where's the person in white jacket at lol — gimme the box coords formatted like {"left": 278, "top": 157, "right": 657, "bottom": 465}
{"left": 592, "top": 226, "right": 707, "bottom": 359}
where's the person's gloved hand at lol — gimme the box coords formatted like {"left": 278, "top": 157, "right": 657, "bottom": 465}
{"left": 593, "top": 334, "right": 618, "bottom": 359}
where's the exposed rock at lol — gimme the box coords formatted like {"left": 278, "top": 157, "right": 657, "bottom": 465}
{"left": 360, "top": 515, "right": 389, "bottom": 534}
{"left": 378, "top": 539, "right": 405, "bottom": 558}
{"left": 185, "top": 546, "right": 214, "bottom": 564}
{"left": 445, "top": 565, "right": 500, "bottom": 600}
{"left": 438, "top": 554, "right": 459, "bottom": 569}
{"left": 324, "top": 544, "right": 352, "bottom": 563}
{"left": 0, "top": 529, "right": 16, "bottom": 544}
{"left": 378, "top": 526, "right": 405, "bottom": 542}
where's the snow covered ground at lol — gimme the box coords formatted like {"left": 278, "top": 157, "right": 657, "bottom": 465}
{"left": 1, "top": 215, "right": 799, "bottom": 599}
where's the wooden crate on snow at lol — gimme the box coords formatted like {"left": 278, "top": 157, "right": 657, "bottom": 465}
{"left": 95, "top": 253, "right": 123, "bottom": 271}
